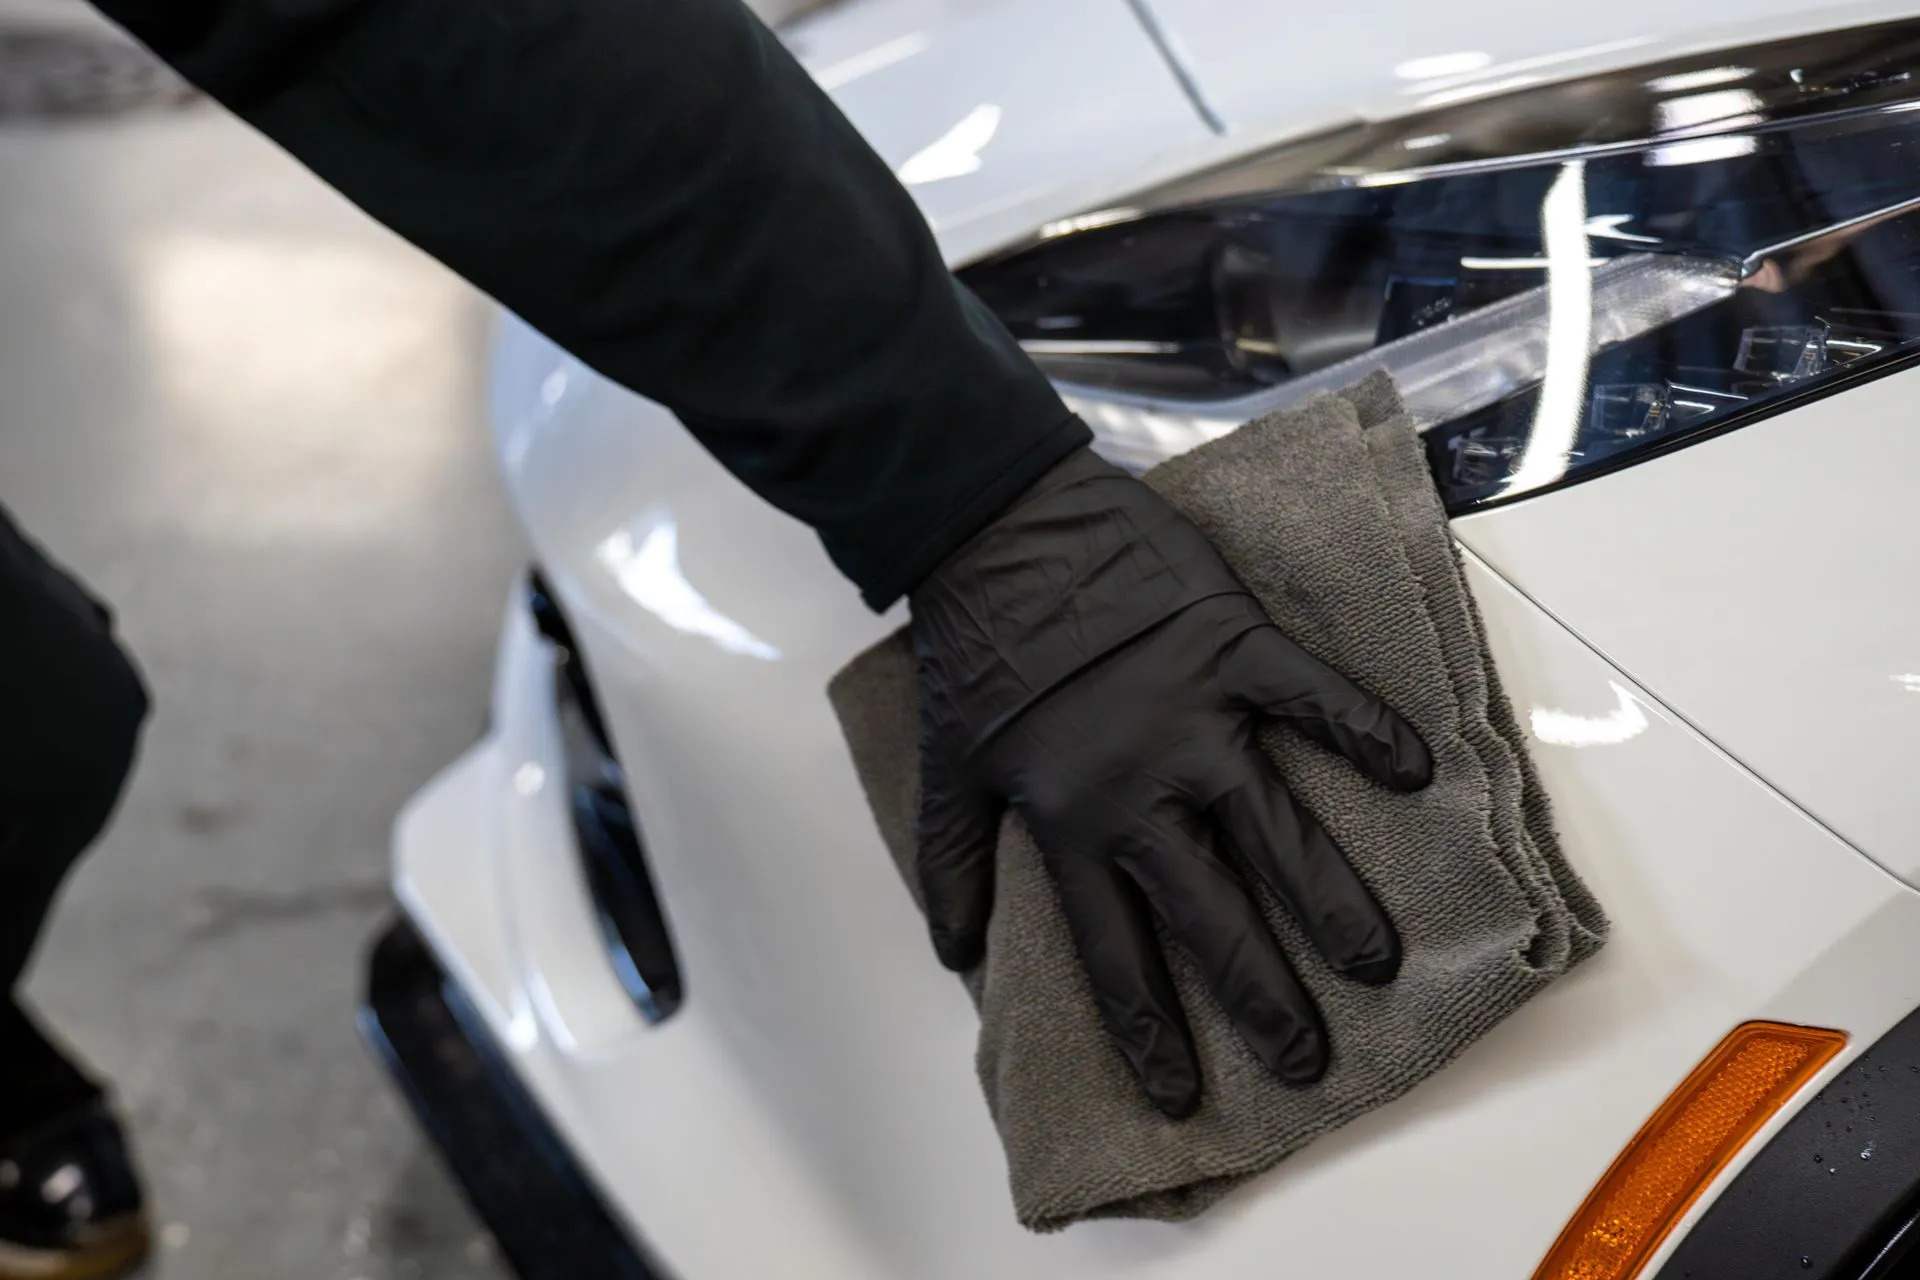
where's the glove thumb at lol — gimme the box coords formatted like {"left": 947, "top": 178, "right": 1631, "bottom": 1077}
{"left": 915, "top": 747, "right": 1000, "bottom": 971}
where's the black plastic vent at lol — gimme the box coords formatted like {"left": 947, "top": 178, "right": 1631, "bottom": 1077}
{"left": 526, "top": 572, "right": 683, "bottom": 1023}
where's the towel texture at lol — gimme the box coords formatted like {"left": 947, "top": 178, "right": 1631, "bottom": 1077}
{"left": 827, "top": 374, "right": 1607, "bottom": 1231}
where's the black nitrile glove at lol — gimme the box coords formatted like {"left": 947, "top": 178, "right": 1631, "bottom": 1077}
{"left": 910, "top": 448, "right": 1431, "bottom": 1118}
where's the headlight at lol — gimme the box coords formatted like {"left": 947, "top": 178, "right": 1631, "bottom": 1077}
{"left": 961, "top": 21, "right": 1920, "bottom": 512}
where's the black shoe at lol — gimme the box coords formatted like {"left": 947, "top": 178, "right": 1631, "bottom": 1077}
{"left": 0, "top": 1103, "right": 149, "bottom": 1280}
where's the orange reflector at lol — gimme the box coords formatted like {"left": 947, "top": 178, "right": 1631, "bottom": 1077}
{"left": 1533, "top": 1020, "right": 1846, "bottom": 1280}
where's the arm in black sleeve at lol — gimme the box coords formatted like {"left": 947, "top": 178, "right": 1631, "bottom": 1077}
{"left": 87, "top": 0, "right": 1088, "bottom": 608}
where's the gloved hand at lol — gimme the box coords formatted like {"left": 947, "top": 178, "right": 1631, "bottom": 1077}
{"left": 910, "top": 448, "right": 1431, "bottom": 1118}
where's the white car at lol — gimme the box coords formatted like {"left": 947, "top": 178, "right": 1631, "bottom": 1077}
{"left": 360, "top": 3, "right": 1920, "bottom": 1277}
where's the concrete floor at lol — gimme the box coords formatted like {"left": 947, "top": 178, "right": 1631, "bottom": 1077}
{"left": 1, "top": 10, "right": 526, "bottom": 1278}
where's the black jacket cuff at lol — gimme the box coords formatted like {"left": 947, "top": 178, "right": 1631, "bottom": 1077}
{"left": 848, "top": 411, "right": 1092, "bottom": 610}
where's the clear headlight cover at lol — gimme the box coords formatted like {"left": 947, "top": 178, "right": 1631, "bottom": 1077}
{"left": 961, "top": 28, "right": 1920, "bottom": 511}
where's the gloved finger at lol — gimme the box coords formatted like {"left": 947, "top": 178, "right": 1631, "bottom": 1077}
{"left": 1213, "top": 760, "right": 1400, "bottom": 985}
{"left": 1048, "top": 851, "right": 1201, "bottom": 1119}
{"left": 915, "top": 749, "right": 1001, "bottom": 972}
{"left": 1121, "top": 821, "right": 1329, "bottom": 1084}
{"left": 1219, "top": 625, "right": 1431, "bottom": 791}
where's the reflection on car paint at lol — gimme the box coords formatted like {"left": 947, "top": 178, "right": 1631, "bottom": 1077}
{"left": 594, "top": 518, "right": 782, "bottom": 661}
{"left": 896, "top": 102, "right": 1002, "bottom": 186}
{"left": 1530, "top": 682, "right": 1651, "bottom": 748}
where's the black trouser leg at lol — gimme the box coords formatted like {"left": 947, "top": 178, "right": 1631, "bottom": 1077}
{"left": 0, "top": 505, "right": 148, "bottom": 1141}
{"left": 0, "top": 1001, "right": 100, "bottom": 1140}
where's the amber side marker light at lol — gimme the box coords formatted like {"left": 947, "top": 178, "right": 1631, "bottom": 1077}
{"left": 1533, "top": 1020, "right": 1847, "bottom": 1280}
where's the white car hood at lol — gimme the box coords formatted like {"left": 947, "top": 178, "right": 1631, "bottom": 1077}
{"left": 782, "top": 0, "right": 1218, "bottom": 265}
{"left": 1149, "top": 0, "right": 1920, "bottom": 140}
{"left": 787, "top": 0, "right": 1920, "bottom": 263}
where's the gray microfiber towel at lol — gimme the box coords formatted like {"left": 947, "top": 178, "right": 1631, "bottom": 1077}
{"left": 827, "top": 373, "right": 1608, "bottom": 1231}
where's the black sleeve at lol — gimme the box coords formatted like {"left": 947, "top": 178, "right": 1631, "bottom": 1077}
{"left": 87, "top": 0, "right": 1088, "bottom": 608}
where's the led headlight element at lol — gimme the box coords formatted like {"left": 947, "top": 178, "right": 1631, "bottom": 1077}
{"left": 964, "top": 28, "right": 1920, "bottom": 511}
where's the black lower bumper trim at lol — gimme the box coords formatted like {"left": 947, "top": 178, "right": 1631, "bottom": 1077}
{"left": 358, "top": 913, "right": 663, "bottom": 1280}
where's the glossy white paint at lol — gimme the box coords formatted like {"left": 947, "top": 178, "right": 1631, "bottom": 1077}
{"left": 397, "top": 1, "right": 1920, "bottom": 1273}
{"left": 1148, "top": 0, "right": 1920, "bottom": 146}
{"left": 1452, "top": 365, "right": 1920, "bottom": 887}
{"left": 398, "top": 402, "right": 1920, "bottom": 1272}
{"left": 781, "top": 0, "right": 1214, "bottom": 265}
{"left": 780, "top": 0, "right": 1920, "bottom": 267}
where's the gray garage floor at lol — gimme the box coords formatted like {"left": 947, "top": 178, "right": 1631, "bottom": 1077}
{"left": 2, "top": 8, "right": 524, "bottom": 1277}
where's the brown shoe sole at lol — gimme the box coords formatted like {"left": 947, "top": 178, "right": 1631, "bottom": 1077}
{"left": 0, "top": 1215, "right": 150, "bottom": 1280}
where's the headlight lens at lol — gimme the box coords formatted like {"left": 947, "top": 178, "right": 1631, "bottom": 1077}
{"left": 962, "top": 30, "right": 1920, "bottom": 511}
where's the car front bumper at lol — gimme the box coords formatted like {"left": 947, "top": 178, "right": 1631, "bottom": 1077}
{"left": 358, "top": 913, "right": 662, "bottom": 1280}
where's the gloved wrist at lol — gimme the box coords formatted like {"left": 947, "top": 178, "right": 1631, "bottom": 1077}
{"left": 909, "top": 447, "right": 1259, "bottom": 753}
